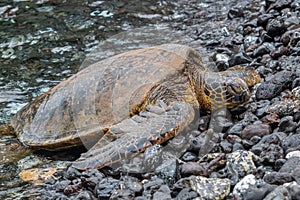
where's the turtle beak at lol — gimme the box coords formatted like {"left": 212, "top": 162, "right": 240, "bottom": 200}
{"left": 233, "top": 90, "right": 250, "bottom": 103}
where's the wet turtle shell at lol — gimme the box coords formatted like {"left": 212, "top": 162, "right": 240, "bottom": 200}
{"left": 9, "top": 44, "right": 261, "bottom": 169}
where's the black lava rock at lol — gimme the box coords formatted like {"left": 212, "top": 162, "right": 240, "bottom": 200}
{"left": 256, "top": 70, "right": 294, "bottom": 100}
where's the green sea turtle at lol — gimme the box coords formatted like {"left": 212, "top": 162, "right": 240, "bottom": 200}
{"left": 2, "top": 44, "right": 261, "bottom": 170}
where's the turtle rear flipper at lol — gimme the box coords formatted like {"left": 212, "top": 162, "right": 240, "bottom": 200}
{"left": 72, "top": 101, "right": 194, "bottom": 170}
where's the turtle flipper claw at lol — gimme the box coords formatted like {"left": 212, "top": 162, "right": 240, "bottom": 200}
{"left": 72, "top": 102, "right": 194, "bottom": 170}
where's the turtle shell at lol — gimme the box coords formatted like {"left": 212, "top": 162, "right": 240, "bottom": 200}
{"left": 10, "top": 44, "right": 204, "bottom": 150}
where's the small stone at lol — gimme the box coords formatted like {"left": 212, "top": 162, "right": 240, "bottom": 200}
{"left": 64, "top": 178, "right": 83, "bottom": 195}
{"left": 178, "top": 176, "right": 231, "bottom": 200}
{"left": 123, "top": 176, "right": 143, "bottom": 194}
{"left": 181, "top": 152, "right": 197, "bottom": 162}
{"left": 263, "top": 172, "right": 293, "bottom": 185}
{"left": 233, "top": 174, "right": 275, "bottom": 200}
{"left": 271, "top": 0, "right": 292, "bottom": 10}
{"left": 266, "top": 100, "right": 300, "bottom": 117}
{"left": 95, "top": 177, "right": 119, "bottom": 198}
{"left": 253, "top": 42, "right": 275, "bottom": 57}
{"left": 175, "top": 188, "right": 198, "bottom": 200}
{"left": 286, "top": 151, "right": 300, "bottom": 159}
{"left": 256, "top": 70, "right": 294, "bottom": 100}
{"left": 291, "top": 166, "right": 300, "bottom": 184}
{"left": 155, "top": 159, "right": 179, "bottom": 186}
{"left": 142, "top": 177, "right": 164, "bottom": 198}
{"left": 110, "top": 189, "right": 135, "bottom": 200}
{"left": 81, "top": 169, "right": 104, "bottom": 189}
{"left": 281, "top": 28, "right": 300, "bottom": 46}
{"left": 18, "top": 168, "right": 57, "bottom": 184}
{"left": 257, "top": 14, "right": 274, "bottom": 26}
{"left": 153, "top": 185, "right": 171, "bottom": 200}
{"left": 279, "top": 157, "right": 300, "bottom": 173}
{"left": 226, "top": 150, "right": 256, "bottom": 179}
{"left": 270, "top": 46, "right": 289, "bottom": 59}
{"left": 215, "top": 53, "right": 230, "bottom": 70}
{"left": 266, "top": 18, "right": 286, "bottom": 37}
{"left": 181, "top": 162, "right": 206, "bottom": 177}
{"left": 65, "top": 167, "right": 82, "bottom": 180}
{"left": 278, "top": 116, "right": 297, "bottom": 132}
{"left": 232, "top": 174, "right": 256, "bottom": 199}
{"left": 75, "top": 190, "right": 97, "bottom": 200}
{"left": 274, "top": 159, "right": 286, "bottom": 171}
{"left": 240, "top": 124, "right": 271, "bottom": 140}
{"left": 220, "top": 140, "right": 232, "bottom": 153}
{"left": 262, "top": 113, "right": 280, "bottom": 128}
{"left": 286, "top": 182, "right": 300, "bottom": 200}
{"left": 53, "top": 180, "right": 72, "bottom": 192}
{"left": 227, "top": 134, "right": 242, "bottom": 144}
{"left": 227, "top": 123, "right": 243, "bottom": 135}
{"left": 263, "top": 185, "right": 291, "bottom": 200}
{"left": 228, "top": 6, "right": 244, "bottom": 19}
{"left": 256, "top": 99, "right": 271, "bottom": 110}
{"left": 244, "top": 36, "right": 259, "bottom": 50}
{"left": 251, "top": 134, "right": 284, "bottom": 164}
{"left": 282, "top": 134, "right": 300, "bottom": 153}
{"left": 229, "top": 52, "right": 252, "bottom": 66}
{"left": 232, "top": 143, "right": 245, "bottom": 152}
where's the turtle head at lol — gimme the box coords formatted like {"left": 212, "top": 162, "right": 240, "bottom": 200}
{"left": 222, "top": 76, "right": 250, "bottom": 108}
{"left": 198, "top": 73, "right": 250, "bottom": 110}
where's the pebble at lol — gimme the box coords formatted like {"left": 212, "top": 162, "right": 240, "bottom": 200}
{"left": 227, "top": 122, "right": 243, "bottom": 135}
{"left": 152, "top": 185, "right": 172, "bottom": 200}
{"left": 279, "top": 157, "right": 300, "bottom": 173}
{"left": 282, "top": 134, "right": 300, "bottom": 153}
{"left": 263, "top": 185, "right": 291, "bottom": 200}
{"left": 155, "top": 159, "right": 179, "bottom": 186}
{"left": 226, "top": 150, "right": 256, "bottom": 179}
{"left": 142, "top": 177, "right": 164, "bottom": 199}
{"left": 240, "top": 124, "right": 271, "bottom": 140}
{"left": 232, "top": 174, "right": 275, "bottom": 200}
{"left": 252, "top": 42, "right": 275, "bottom": 57}
{"left": 286, "top": 150, "right": 300, "bottom": 159}
{"left": 110, "top": 189, "right": 135, "bottom": 200}
{"left": 228, "top": 52, "right": 252, "bottom": 66}
{"left": 266, "top": 18, "right": 286, "bottom": 37}
{"left": 256, "top": 70, "right": 294, "bottom": 100}
{"left": 286, "top": 182, "right": 300, "bottom": 200}
{"left": 177, "top": 176, "right": 231, "bottom": 200}
{"left": 251, "top": 134, "right": 284, "bottom": 164}
{"left": 94, "top": 177, "right": 119, "bottom": 198}
{"left": 278, "top": 116, "right": 297, "bottom": 132}
{"left": 262, "top": 113, "right": 280, "bottom": 128}
{"left": 175, "top": 188, "right": 198, "bottom": 200}
{"left": 266, "top": 100, "right": 300, "bottom": 116}
{"left": 263, "top": 172, "right": 293, "bottom": 185}
{"left": 181, "top": 162, "right": 206, "bottom": 177}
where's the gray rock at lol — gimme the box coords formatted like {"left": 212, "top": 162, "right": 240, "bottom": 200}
{"left": 278, "top": 116, "right": 297, "bottom": 133}
{"left": 175, "top": 188, "right": 198, "bottom": 200}
{"left": 153, "top": 185, "right": 171, "bottom": 200}
{"left": 177, "top": 176, "right": 231, "bottom": 200}
{"left": 263, "top": 172, "right": 293, "bottom": 185}
{"left": 233, "top": 174, "right": 275, "bottom": 200}
{"left": 155, "top": 159, "right": 179, "bottom": 186}
{"left": 256, "top": 70, "right": 294, "bottom": 100}
{"left": 240, "top": 124, "right": 271, "bottom": 140}
{"left": 253, "top": 42, "right": 275, "bottom": 57}
{"left": 226, "top": 150, "right": 256, "bottom": 179}
{"left": 263, "top": 185, "right": 291, "bottom": 200}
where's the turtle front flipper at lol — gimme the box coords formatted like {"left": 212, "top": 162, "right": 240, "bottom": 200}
{"left": 72, "top": 101, "right": 194, "bottom": 170}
